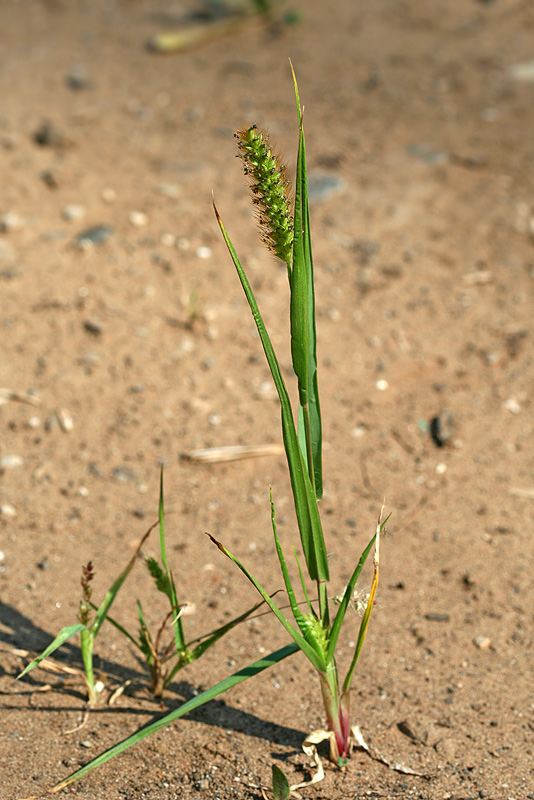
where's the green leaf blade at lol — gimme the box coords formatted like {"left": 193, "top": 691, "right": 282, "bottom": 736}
{"left": 214, "top": 203, "right": 329, "bottom": 584}
{"left": 48, "top": 643, "right": 299, "bottom": 793}
{"left": 207, "top": 533, "right": 325, "bottom": 672}
{"left": 17, "top": 624, "right": 86, "bottom": 679}
{"left": 292, "top": 97, "right": 322, "bottom": 499}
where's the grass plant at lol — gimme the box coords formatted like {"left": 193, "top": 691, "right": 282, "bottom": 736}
{"left": 212, "top": 66, "right": 388, "bottom": 764}
{"left": 104, "top": 470, "right": 264, "bottom": 697}
{"left": 17, "top": 524, "right": 156, "bottom": 706}
{"left": 23, "top": 69, "right": 387, "bottom": 797}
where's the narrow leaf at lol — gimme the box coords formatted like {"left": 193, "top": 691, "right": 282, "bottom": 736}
{"left": 158, "top": 468, "right": 186, "bottom": 653}
{"left": 91, "top": 520, "right": 157, "bottom": 639}
{"left": 136, "top": 600, "right": 155, "bottom": 665}
{"left": 214, "top": 203, "right": 329, "bottom": 583}
{"left": 269, "top": 492, "right": 326, "bottom": 665}
{"left": 292, "top": 83, "right": 322, "bottom": 499}
{"left": 342, "top": 515, "right": 385, "bottom": 695}
{"left": 165, "top": 598, "right": 265, "bottom": 685}
{"left": 90, "top": 602, "right": 140, "bottom": 651}
{"left": 17, "top": 624, "right": 86, "bottom": 679}
{"left": 207, "top": 533, "right": 325, "bottom": 672}
{"left": 326, "top": 530, "right": 377, "bottom": 663}
{"left": 46, "top": 643, "right": 299, "bottom": 793}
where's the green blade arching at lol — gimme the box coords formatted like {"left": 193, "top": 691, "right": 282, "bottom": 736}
{"left": 92, "top": 602, "right": 140, "bottom": 651}
{"left": 17, "top": 624, "right": 86, "bottom": 679}
{"left": 44, "top": 643, "right": 299, "bottom": 794}
{"left": 326, "top": 532, "right": 376, "bottom": 664}
{"left": 136, "top": 599, "right": 155, "bottom": 666}
{"left": 91, "top": 520, "right": 157, "bottom": 639}
{"left": 328, "top": 514, "right": 390, "bottom": 665}
{"left": 207, "top": 533, "right": 325, "bottom": 672}
{"left": 165, "top": 598, "right": 265, "bottom": 684}
{"left": 214, "top": 203, "right": 329, "bottom": 584}
{"left": 269, "top": 491, "right": 314, "bottom": 636}
{"left": 341, "top": 515, "right": 386, "bottom": 695}
{"left": 158, "top": 468, "right": 186, "bottom": 653}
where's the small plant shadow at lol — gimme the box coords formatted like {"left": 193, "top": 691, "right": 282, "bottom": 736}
{"left": 1, "top": 601, "right": 304, "bottom": 751}
{"left": 0, "top": 601, "right": 145, "bottom": 684}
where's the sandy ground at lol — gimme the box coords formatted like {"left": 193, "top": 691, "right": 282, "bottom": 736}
{"left": 1, "top": 1, "right": 534, "bottom": 799}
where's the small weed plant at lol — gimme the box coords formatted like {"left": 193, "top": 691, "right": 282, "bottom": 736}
{"left": 105, "top": 472, "right": 263, "bottom": 697}
{"left": 17, "top": 473, "right": 259, "bottom": 705}
{"left": 24, "top": 68, "right": 387, "bottom": 797}
{"left": 17, "top": 524, "right": 155, "bottom": 706}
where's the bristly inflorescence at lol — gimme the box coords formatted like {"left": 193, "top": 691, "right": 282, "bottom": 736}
{"left": 235, "top": 124, "right": 294, "bottom": 266}
{"left": 77, "top": 560, "right": 94, "bottom": 626}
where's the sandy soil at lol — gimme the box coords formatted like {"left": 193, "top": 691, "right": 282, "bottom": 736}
{"left": 1, "top": 1, "right": 533, "bottom": 799}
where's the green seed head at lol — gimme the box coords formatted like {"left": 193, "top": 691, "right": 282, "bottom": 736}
{"left": 301, "top": 613, "right": 329, "bottom": 659}
{"left": 235, "top": 125, "right": 294, "bottom": 265}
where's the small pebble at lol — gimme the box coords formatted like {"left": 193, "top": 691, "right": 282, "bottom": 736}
{"left": 474, "top": 635, "right": 491, "bottom": 650}
{"left": 208, "top": 413, "right": 221, "bottom": 425}
{"left": 80, "top": 741, "right": 92, "bottom": 749}
{"left": 37, "top": 558, "right": 51, "bottom": 571}
{"left": 406, "top": 142, "right": 449, "bottom": 165}
{"left": 179, "top": 337, "right": 194, "bottom": 353}
{"left": 0, "top": 503, "right": 16, "bottom": 517}
{"left": 33, "top": 120, "right": 68, "bottom": 148}
{"left": 56, "top": 409, "right": 74, "bottom": 432}
{"left": 430, "top": 409, "right": 454, "bottom": 447}
{"left": 44, "top": 415, "right": 59, "bottom": 432}
{"left": 503, "top": 397, "right": 521, "bottom": 414}
{"left": 435, "top": 462, "right": 447, "bottom": 475}
{"left": 196, "top": 245, "right": 212, "bottom": 259}
{"left": 509, "top": 60, "right": 534, "bottom": 82}
{"left": 160, "top": 233, "right": 176, "bottom": 247}
{"left": 27, "top": 416, "right": 41, "bottom": 428}
{"left": 0, "top": 212, "right": 25, "bottom": 232}
{"left": 83, "top": 318, "right": 104, "bottom": 336}
{"left": 157, "top": 183, "right": 180, "bottom": 198}
{"left": 40, "top": 169, "right": 60, "bottom": 189}
{"left": 113, "top": 467, "right": 136, "bottom": 483}
{"left": 376, "top": 379, "right": 389, "bottom": 391}
{"left": 129, "top": 211, "right": 148, "bottom": 228}
{"left": 0, "top": 550, "right": 5, "bottom": 562}
{"left": 65, "top": 66, "right": 92, "bottom": 91}
{"left": 76, "top": 225, "right": 114, "bottom": 247}
{"left": 62, "top": 204, "right": 86, "bottom": 222}
{"left": 424, "top": 612, "right": 450, "bottom": 622}
{"left": 0, "top": 454, "right": 24, "bottom": 468}
{"left": 101, "top": 187, "right": 116, "bottom": 203}
{"left": 351, "top": 425, "right": 366, "bottom": 438}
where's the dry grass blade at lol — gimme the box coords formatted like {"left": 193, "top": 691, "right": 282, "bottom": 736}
{"left": 509, "top": 487, "right": 534, "bottom": 499}
{"left": 0, "top": 388, "right": 40, "bottom": 406}
{"left": 184, "top": 443, "right": 283, "bottom": 463}
{"left": 12, "top": 649, "right": 82, "bottom": 677}
{"left": 350, "top": 725, "right": 432, "bottom": 777}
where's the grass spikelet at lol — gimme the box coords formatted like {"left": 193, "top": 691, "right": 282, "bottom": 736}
{"left": 235, "top": 124, "right": 294, "bottom": 266}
